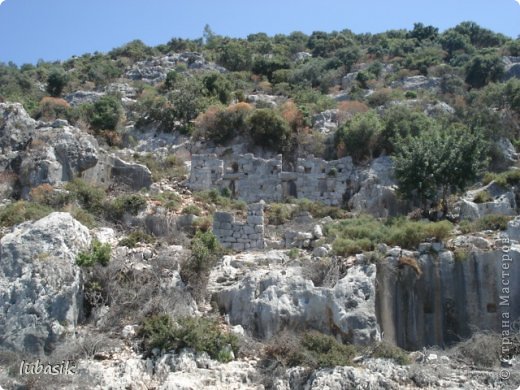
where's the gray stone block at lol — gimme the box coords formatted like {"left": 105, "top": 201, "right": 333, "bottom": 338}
{"left": 247, "top": 216, "right": 264, "bottom": 225}
{"left": 214, "top": 212, "right": 234, "bottom": 223}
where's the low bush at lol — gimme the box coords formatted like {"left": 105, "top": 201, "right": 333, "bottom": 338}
{"left": 264, "top": 331, "right": 357, "bottom": 369}
{"left": 369, "top": 341, "right": 411, "bottom": 365}
{"left": 485, "top": 169, "right": 520, "bottom": 187}
{"left": 65, "top": 179, "right": 106, "bottom": 215}
{"left": 266, "top": 203, "right": 293, "bottom": 225}
{"left": 182, "top": 204, "right": 202, "bottom": 216}
{"left": 193, "top": 189, "right": 247, "bottom": 212}
{"left": 180, "top": 230, "right": 222, "bottom": 301}
{"left": 76, "top": 239, "right": 111, "bottom": 267}
{"left": 118, "top": 231, "right": 156, "bottom": 248}
{"left": 106, "top": 194, "right": 147, "bottom": 221}
{"left": 152, "top": 191, "right": 182, "bottom": 211}
{"left": 139, "top": 315, "right": 239, "bottom": 362}
{"left": 293, "top": 198, "right": 347, "bottom": 219}
{"left": 0, "top": 201, "right": 53, "bottom": 228}
{"left": 459, "top": 214, "right": 512, "bottom": 233}
{"left": 29, "top": 183, "right": 73, "bottom": 208}
{"left": 473, "top": 190, "right": 492, "bottom": 203}
{"left": 134, "top": 153, "right": 188, "bottom": 182}
{"left": 326, "top": 216, "right": 453, "bottom": 255}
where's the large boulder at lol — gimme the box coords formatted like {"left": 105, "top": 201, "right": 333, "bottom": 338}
{"left": 349, "top": 156, "right": 407, "bottom": 217}
{"left": 82, "top": 154, "right": 152, "bottom": 190}
{"left": 0, "top": 212, "right": 90, "bottom": 354}
{"left": 390, "top": 75, "right": 441, "bottom": 91}
{"left": 0, "top": 103, "right": 99, "bottom": 197}
{"left": 211, "top": 252, "right": 379, "bottom": 345}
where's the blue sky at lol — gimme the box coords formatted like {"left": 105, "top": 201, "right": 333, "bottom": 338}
{"left": 0, "top": 0, "right": 519, "bottom": 65}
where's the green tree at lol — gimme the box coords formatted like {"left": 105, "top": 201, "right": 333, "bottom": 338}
{"left": 46, "top": 68, "right": 68, "bottom": 97}
{"left": 202, "top": 73, "right": 233, "bottom": 104}
{"left": 393, "top": 124, "right": 487, "bottom": 213}
{"left": 217, "top": 41, "right": 252, "bottom": 71}
{"left": 465, "top": 52, "right": 505, "bottom": 88}
{"left": 335, "top": 111, "right": 383, "bottom": 162}
{"left": 89, "top": 95, "right": 122, "bottom": 130}
{"left": 246, "top": 108, "right": 291, "bottom": 151}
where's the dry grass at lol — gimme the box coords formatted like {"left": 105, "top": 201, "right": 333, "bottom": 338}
{"left": 398, "top": 256, "right": 423, "bottom": 277}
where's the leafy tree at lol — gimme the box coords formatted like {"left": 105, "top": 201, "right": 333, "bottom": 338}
{"left": 465, "top": 52, "right": 505, "bottom": 88}
{"left": 336, "top": 45, "right": 361, "bottom": 72}
{"left": 335, "top": 111, "right": 383, "bottom": 162}
{"left": 393, "top": 124, "right": 487, "bottom": 213}
{"left": 408, "top": 23, "right": 439, "bottom": 42}
{"left": 168, "top": 78, "right": 208, "bottom": 132}
{"left": 89, "top": 95, "right": 122, "bottom": 130}
{"left": 217, "top": 41, "right": 252, "bottom": 71}
{"left": 440, "top": 30, "right": 474, "bottom": 58}
{"left": 381, "top": 106, "right": 434, "bottom": 153}
{"left": 246, "top": 108, "right": 291, "bottom": 151}
{"left": 46, "top": 68, "right": 68, "bottom": 97}
{"left": 453, "top": 21, "right": 506, "bottom": 49}
{"left": 202, "top": 72, "right": 233, "bottom": 104}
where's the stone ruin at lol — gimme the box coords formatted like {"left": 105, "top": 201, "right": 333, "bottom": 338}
{"left": 189, "top": 152, "right": 406, "bottom": 217}
{"left": 189, "top": 153, "right": 361, "bottom": 207}
{"left": 212, "top": 203, "right": 265, "bottom": 251}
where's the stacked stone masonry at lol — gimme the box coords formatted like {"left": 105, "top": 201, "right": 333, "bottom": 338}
{"left": 189, "top": 153, "right": 360, "bottom": 206}
{"left": 212, "top": 203, "right": 265, "bottom": 251}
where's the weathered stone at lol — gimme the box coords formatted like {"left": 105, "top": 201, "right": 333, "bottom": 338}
{"left": 0, "top": 212, "right": 91, "bottom": 354}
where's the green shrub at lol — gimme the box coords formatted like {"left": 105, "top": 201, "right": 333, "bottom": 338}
{"left": 0, "top": 201, "right": 53, "bottom": 228}
{"left": 326, "top": 216, "right": 453, "bottom": 254}
{"left": 106, "top": 194, "right": 147, "bottom": 221}
{"left": 267, "top": 203, "right": 294, "bottom": 225}
{"left": 486, "top": 169, "right": 520, "bottom": 187}
{"left": 246, "top": 108, "right": 291, "bottom": 152}
{"left": 293, "top": 198, "right": 347, "bottom": 219}
{"left": 182, "top": 204, "right": 202, "bottom": 216}
{"left": 454, "top": 247, "right": 471, "bottom": 262}
{"left": 89, "top": 95, "right": 122, "bottom": 131}
{"left": 476, "top": 214, "right": 511, "bottom": 231}
{"left": 118, "top": 231, "right": 156, "bottom": 248}
{"left": 76, "top": 239, "right": 111, "bottom": 267}
{"left": 264, "top": 331, "right": 357, "bottom": 369}
{"left": 65, "top": 179, "right": 106, "bottom": 215}
{"left": 473, "top": 190, "right": 492, "bottom": 203}
{"left": 370, "top": 341, "right": 411, "bottom": 365}
{"left": 151, "top": 191, "right": 182, "bottom": 211}
{"left": 459, "top": 214, "right": 512, "bottom": 233}
{"left": 193, "top": 190, "right": 246, "bottom": 212}
{"left": 134, "top": 153, "right": 187, "bottom": 182}
{"left": 335, "top": 111, "right": 383, "bottom": 162}
{"left": 46, "top": 68, "right": 69, "bottom": 97}
{"left": 139, "top": 315, "right": 239, "bottom": 362}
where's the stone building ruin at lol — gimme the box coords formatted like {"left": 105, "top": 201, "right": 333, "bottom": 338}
{"left": 189, "top": 153, "right": 405, "bottom": 217}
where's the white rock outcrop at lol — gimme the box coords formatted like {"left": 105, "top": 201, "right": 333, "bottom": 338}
{"left": 0, "top": 212, "right": 90, "bottom": 354}
{"left": 211, "top": 253, "right": 379, "bottom": 344}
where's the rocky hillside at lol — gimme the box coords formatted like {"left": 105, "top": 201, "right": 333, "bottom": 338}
{"left": 0, "top": 22, "right": 520, "bottom": 389}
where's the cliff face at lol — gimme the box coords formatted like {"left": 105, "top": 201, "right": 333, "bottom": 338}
{"left": 377, "top": 244, "right": 520, "bottom": 350}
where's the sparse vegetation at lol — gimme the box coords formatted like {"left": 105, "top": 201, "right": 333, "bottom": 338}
{"left": 326, "top": 216, "right": 453, "bottom": 255}
{"left": 139, "top": 315, "right": 239, "bottom": 362}
{"left": 118, "top": 230, "right": 156, "bottom": 248}
{"left": 76, "top": 239, "right": 111, "bottom": 267}
{"left": 264, "top": 331, "right": 358, "bottom": 368}
{"left": 0, "top": 201, "right": 53, "bottom": 228}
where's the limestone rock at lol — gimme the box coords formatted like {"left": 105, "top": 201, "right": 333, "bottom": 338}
{"left": 82, "top": 154, "right": 152, "bottom": 190}
{"left": 390, "top": 75, "right": 441, "bottom": 91}
{"left": 64, "top": 90, "right": 105, "bottom": 107}
{"left": 0, "top": 212, "right": 90, "bottom": 354}
{"left": 212, "top": 258, "right": 379, "bottom": 344}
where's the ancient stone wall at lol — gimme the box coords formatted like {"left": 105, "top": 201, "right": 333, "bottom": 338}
{"left": 189, "top": 153, "right": 358, "bottom": 206}
{"left": 212, "top": 203, "right": 265, "bottom": 251}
